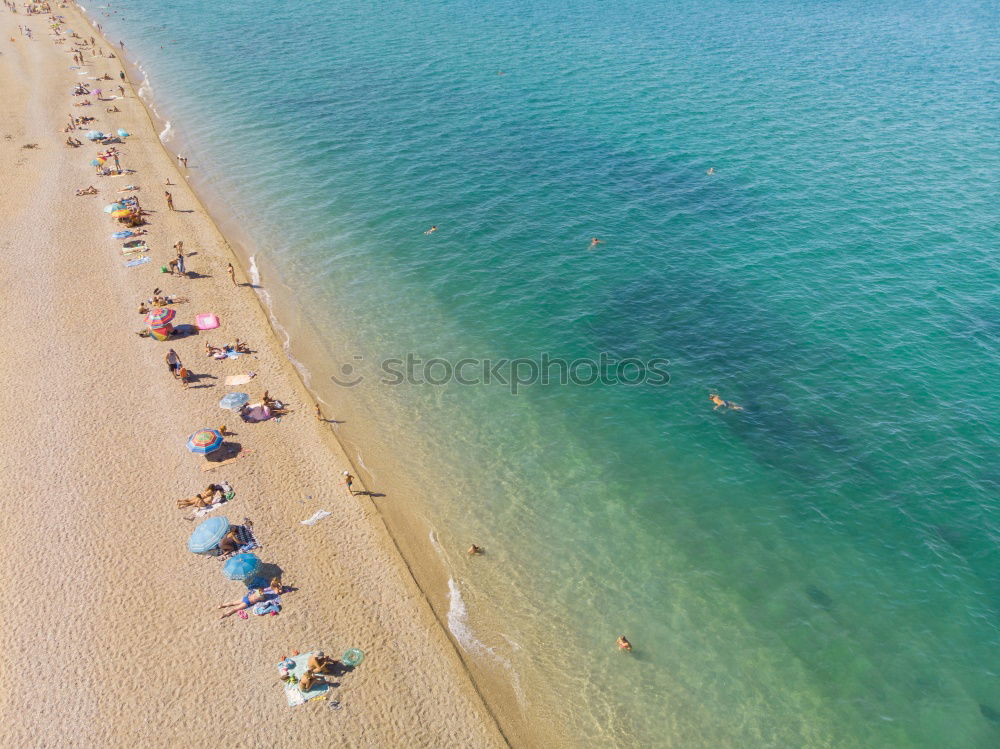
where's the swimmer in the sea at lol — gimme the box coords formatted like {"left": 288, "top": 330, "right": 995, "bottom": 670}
{"left": 617, "top": 635, "right": 632, "bottom": 652}
{"left": 590, "top": 237, "right": 603, "bottom": 248}
{"left": 707, "top": 167, "right": 715, "bottom": 175}
{"left": 710, "top": 393, "right": 743, "bottom": 411}
{"left": 424, "top": 225, "right": 438, "bottom": 235}
{"left": 467, "top": 544, "right": 483, "bottom": 555}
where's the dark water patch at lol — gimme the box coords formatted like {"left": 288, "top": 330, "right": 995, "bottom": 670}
{"left": 806, "top": 585, "right": 835, "bottom": 611}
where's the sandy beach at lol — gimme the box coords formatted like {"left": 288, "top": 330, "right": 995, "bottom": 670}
{"left": 0, "top": 4, "right": 506, "bottom": 746}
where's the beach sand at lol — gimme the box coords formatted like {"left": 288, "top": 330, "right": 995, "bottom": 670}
{"left": 0, "top": 6, "right": 506, "bottom": 746}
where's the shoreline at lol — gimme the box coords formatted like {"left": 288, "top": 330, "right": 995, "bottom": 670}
{"left": 73, "top": 5, "right": 557, "bottom": 747}
{"left": 0, "top": 4, "right": 512, "bottom": 745}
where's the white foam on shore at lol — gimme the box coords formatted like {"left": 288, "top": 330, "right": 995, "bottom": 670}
{"left": 432, "top": 534, "right": 526, "bottom": 709}
{"left": 247, "top": 254, "right": 312, "bottom": 389}
{"left": 158, "top": 120, "right": 172, "bottom": 142}
{"left": 447, "top": 578, "right": 490, "bottom": 656}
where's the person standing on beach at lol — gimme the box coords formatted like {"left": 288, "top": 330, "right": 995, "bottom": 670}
{"left": 227, "top": 262, "right": 238, "bottom": 287}
{"left": 175, "top": 249, "right": 186, "bottom": 275}
{"left": 165, "top": 349, "right": 182, "bottom": 377}
{"left": 315, "top": 402, "right": 323, "bottom": 421}
{"left": 119, "top": 70, "right": 125, "bottom": 81}
{"left": 165, "top": 191, "right": 174, "bottom": 211}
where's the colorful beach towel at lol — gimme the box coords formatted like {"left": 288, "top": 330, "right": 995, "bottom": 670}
{"left": 125, "top": 256, "right": 151, "bottom": 267}
{"left": 282, "top": 652, "right": 330, "bottom": 707}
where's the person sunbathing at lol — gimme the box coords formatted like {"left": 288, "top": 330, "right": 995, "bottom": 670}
{"left": 176, "top": 484, "right": 222, "bottom": 509}
{"left": 65, "top": 136, "right": 83, "bottom": 147}
{"left": 298, "top": 668, "right": 323, "bottom": 691}
{"left": 214, "top": 527, "right": 241, "bottom": 554}
{"left": 75, "top": 185, "right": 97, "bottom": 195}
{"left": 307, "top": 652, "right": 341, "bottom": 675}
{"left": 205, "top": 342, "right": 227, "bottom": 358}
{"left": 233, "top": 338, "right": 251, "bottom": 353}
{"left": 218, "top": 589, "right": 265, "bottom": 619}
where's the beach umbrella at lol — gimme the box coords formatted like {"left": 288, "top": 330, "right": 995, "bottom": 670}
{"left": 103, "top": 202, "right": 124, "bottom": 213}
{"left": 111, "top": 209, "right": 132, "bottom": 218}
{"left": 144, "top": 307, "right": 176, "bottom": 327}
{"left": 92, "top": 159, "right": 103, "bottom": 167}
{"left": 187, "top": 515, "right": 230, "bottom": 554}
{"left": 85, "top": 130, "right": 104, "bottom": 140}
{"left": 149, "top": 326, "right": 172, "bottom": 342}
{"left": 187, "top": 428, "right": 224, "bottom": 455}
{"left": 222, "top": 553, "right": 261, "bottom": 581}
{"left": 218, "top": 392, "right": 250, "bottom": 411}
{"left": 117, "top": 128, "right": 130, "bottom": 138}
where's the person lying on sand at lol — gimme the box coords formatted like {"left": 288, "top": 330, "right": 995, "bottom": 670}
{"left": 65, "top": 136, "right": 83, "bottom": 147}
{"left": 176, "top": 484, "right": 223, "bottom": 509}
{"left": 709, "top": 393, "right": 743, "bottom": 411}
{"left": 218, "top": 589, "right": 265, "bottom": 619}
{"left": 75, "top": 185, "right": 97, "bottom": 195}
{"left": 233, "top": 338, "right": 251, "bottom": 353}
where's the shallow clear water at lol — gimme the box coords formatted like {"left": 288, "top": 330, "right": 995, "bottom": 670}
{"left": 88, "top": 0, "right": 999, "bottom": 745}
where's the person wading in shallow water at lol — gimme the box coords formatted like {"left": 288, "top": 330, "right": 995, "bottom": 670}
{"left": 617, "top": 635, "right": 632, "bottom": 652}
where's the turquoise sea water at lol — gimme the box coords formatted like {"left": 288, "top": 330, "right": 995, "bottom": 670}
{"left": 87, "top": 1, "right": 998, "bottom": 745}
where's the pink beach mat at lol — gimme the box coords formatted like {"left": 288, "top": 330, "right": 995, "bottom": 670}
{"left": 195, "top": 313, "right": 220, "bottom": 330}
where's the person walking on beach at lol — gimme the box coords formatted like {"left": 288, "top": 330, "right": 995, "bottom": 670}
{"left": 343, "top": 471, "right": 355, "bottom": 495}
{"left": 119, "top": 70, "right": 125, "bottom": 82}
{"left": 227, "top": 262, "right": 238, "bottom": 287}
{"left": 315, "top": 402, "right": 323, "bottom": 421}
{"left": 165, "top": 191, "right": 174, "bottom": 211}
{"left": 165, "top": 348, "right": 182, "bottom": 378}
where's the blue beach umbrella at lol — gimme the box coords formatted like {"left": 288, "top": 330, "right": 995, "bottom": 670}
{"left": 187, "top": 428, "right": 224, "bottom": 454}
{"left": 103, "top": 202, "right": 125, "bottom": 213}
{"left": 117, "top": 128, "right": 130, "bottom": 138}
{"left": 218, "top": 392, "right": 250, "bottom": 411}
{"left": 92, "top": 159, "right": 102, "bottom": 167}
{"left": 223, "top": 553, "right": 261, "bottom": 581}
{"left": 187, "top": 516, "right": 230, "bottom": 554}
{"left": 85, "top": 130, "right": 104, "bottom": 140}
